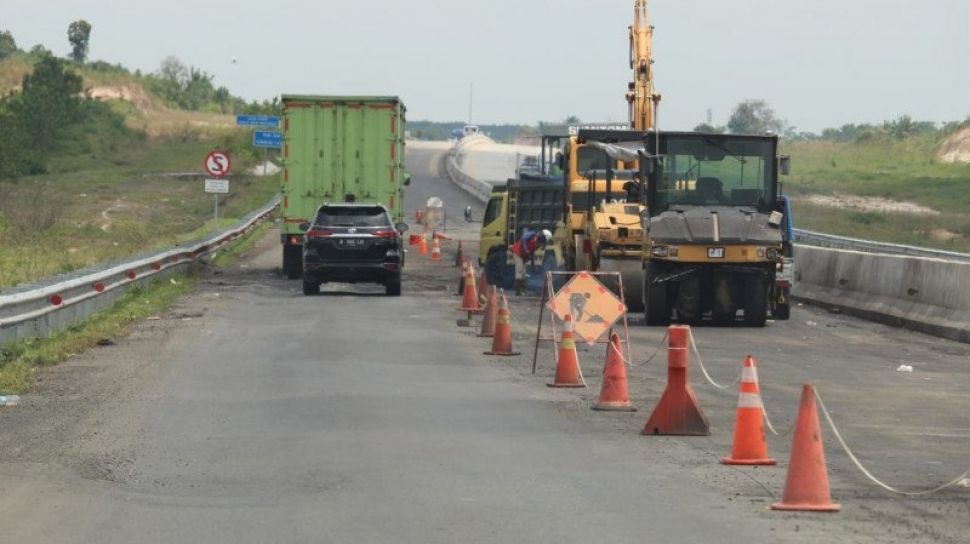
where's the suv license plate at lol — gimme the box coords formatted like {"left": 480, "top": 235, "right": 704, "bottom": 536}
{"left": 708, "top": 247, "right": 725, "bottom": 259}
{"left": 341, "top": 238, "right": 364, "bottom": 247}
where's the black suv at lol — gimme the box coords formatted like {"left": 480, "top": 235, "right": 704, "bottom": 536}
{"left": 300, "top": 204, "right": 408, "bottom": 296}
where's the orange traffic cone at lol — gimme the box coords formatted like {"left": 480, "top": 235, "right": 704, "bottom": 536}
{"left": 722, "top": 356, "right": 775, "bottom": 465}
{"left": 771, "top": 384, "right": 841, "bottom": 512}
{"left": 454, "top": 241, "right": 464, "bottom": 268}
{"left": 548, "top": 314, "right": 585, "bottom": 388}
{"left": 642, "top": 325, "right": 709, "bottom": 435}
{"left": 458, "top": 263, "right": 481, "bottom": 312}
{"left": 478, "top": 266, "right": 490, "bottom": 306}
{"left": 484, "top": 290, "right": 520, "bottom": 356}
{"left": 418, "top": 233, "right": 429, "bottom": 256}
{"left": 457, "top": 261, "right": 467, "bottom": 296}
{"left": 430, "top": 236, "right": 442, "bottom": 261}
{"left": 477, "top": 286, "right": 498, "bottom": 337}
{"left": 593, "top": 333, "right": 635, "bottom": 410}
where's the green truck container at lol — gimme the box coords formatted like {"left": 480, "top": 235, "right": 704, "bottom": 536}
{"left": 279, "top": 95, "right": 408, "bottom": 278}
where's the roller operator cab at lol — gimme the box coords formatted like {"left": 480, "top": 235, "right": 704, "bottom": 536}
{"left": 640, "top": 132, "right": 792, "bottom": 326}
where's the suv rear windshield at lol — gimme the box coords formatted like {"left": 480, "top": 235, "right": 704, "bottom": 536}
{"left": 315, "top": 206, "right": 391, "bottom": 227}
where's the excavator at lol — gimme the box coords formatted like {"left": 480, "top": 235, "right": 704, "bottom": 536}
{"left": 546, "top": 0, "right": 659, "bottom": 311}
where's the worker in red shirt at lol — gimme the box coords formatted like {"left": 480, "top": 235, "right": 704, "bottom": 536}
{"left": 511, "top": 228, "right": 552, "bottom": 295}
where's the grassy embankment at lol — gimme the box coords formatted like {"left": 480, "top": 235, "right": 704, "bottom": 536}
{"left": 0, "top": 217, "right": 272, "bottom": 394}
{"left": 784, "top": 135, "right": 970, "bottom": 252}
{"left": 0, "top": 58, "right": 279, "bottom": 289}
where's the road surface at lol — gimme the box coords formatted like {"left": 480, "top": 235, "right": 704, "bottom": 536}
{"left": 0, "top": 143, "right": 966, "bottom": 543}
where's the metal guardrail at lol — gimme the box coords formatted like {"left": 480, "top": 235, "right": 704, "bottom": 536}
{"left": 794, "top": 229, "right": 970, "bottom": 263}
{"left": 0, "top": 197, "right": 279, "bottom": 344}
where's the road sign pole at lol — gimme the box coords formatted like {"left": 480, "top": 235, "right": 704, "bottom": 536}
{"left": 214, "top": 194, "right": 219, "bottom": 230}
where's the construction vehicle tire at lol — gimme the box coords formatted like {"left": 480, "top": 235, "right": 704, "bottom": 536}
{"left": 644, "top": 262, "right": 669, "bottom": 326}
{"left": 485, "top": 251, "right": 515, "bottom": 290}
{"left": 744, "top": 275, "right": 768, "bottom": 327}
{"left": 774, "top": 287, "right": 791, "bottom": 320}
{"left": 674, "top": 274, "right": 701, "bottom": 324}
{"left": 600, "top": 258, "right": 645, "bottom": 313}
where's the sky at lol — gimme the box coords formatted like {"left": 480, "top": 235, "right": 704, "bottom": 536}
{"left": 2, "top": 0, "right": 968, "bottom": 132}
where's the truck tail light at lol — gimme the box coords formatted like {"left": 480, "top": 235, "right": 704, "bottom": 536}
{"left": 289, "top": 235, "right": 302, "bottom": 245}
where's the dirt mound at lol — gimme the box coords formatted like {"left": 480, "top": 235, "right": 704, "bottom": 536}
{"left": 938, "top": 127, "right": 970, "bottom": 163}
{"left": 87, "top": 84, "right": 156, "bottom": 112}
{"left": 802, "top": 194, "right": 939, "bottom": 216}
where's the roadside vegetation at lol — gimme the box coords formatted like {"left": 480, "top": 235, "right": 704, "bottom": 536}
{"left": 0, "top": 196, "right": 275, "bottom": 395}
{"left": 783, "top": 133, "right": 970, "bottom": 252}
{"left": 0, "top": 26, "right": 281, "bottom": 289}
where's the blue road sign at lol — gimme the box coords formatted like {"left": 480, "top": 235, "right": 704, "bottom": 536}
{"left": 236, "top": 115, "right": 280, "bottom": 127}
{"left": 253, "top": 130, "right": 282, "bottom": 148}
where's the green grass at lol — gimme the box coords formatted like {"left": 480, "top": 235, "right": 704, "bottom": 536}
{"left": 783, "top": 135, "right": 970, "bottom": 251}
{"left": 212, "top": 222, "right": 271, "bottom": 267}
{"left": 0, "top": 215, "right": 274, "bottom": 394}
{"left": 0, "top": 133, "right": 278, "bottom": 289}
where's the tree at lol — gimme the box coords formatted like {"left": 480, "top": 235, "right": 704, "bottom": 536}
{"left": 67, "top": 20, "right": 92, "bottom": 63}
{"left": 0, "top": 30, "right": 17, "bottom": 59}
{"left": 159, "top": 55, "right": 188, "bottom": 83}
{"left": 727, "top": 100, "right": 786, "bottom": 135}
{"left": 0, "top": 53, "right": 85, "bottom": 177}
{"left": 692, "top": 122, "right": 725, "bottom": 134}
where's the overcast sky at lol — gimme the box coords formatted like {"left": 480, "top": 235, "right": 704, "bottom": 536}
{"left": 2, "top": 0, "right": 967, "bottom": 132}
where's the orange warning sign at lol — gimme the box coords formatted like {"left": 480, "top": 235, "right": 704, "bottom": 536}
{"left": 548, "top": 271, "right": 626, "bottom": 345}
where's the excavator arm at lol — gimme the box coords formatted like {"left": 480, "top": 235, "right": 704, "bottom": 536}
{"left": 627, "top": 0, "right": 660, "bottom": 131}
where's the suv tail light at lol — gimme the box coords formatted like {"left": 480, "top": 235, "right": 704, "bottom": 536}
{"left": 306, "top": 229, "right": 334, "bottom": 238}
{"left": 373, "top": 230, "right": 397, "bottom": 239}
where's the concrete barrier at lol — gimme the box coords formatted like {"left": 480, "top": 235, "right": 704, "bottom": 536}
{"left": 794, "top": 245, "right": 970, "bottom": 343}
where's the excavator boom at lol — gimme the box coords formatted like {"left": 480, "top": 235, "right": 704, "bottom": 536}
{"left": 627, "top": 0, "right": 658, "bottom": 131}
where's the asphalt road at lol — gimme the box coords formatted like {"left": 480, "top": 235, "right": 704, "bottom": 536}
{"left": 0, "top": 144, "right": 966, "bottom": 543}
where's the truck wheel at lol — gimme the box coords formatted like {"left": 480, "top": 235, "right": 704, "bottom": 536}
{"left": 674, "top": 274, "right": 701, "bottom": 324}
{"left": 644, "top": 262, "right": 669, "bottom": 326}
{"left": 542, "top": 251, "right": 567, "bottom": 292}
{"left": 386, "top": 277, "right": 402, "bottom": 296}
{"left": 485, "top": 251, "right": 515, "bottom": 289}
{"left": 283, "top": 245, "right": 303, "bottom": 280}
{"left": 302, "top": 279, "right": 320, "bottom": 296}
{"left": 744, "top": 275, "right": 768, "bottom": 327}
{"left": 774, "top": 287, "right": 791, "bottom": 320}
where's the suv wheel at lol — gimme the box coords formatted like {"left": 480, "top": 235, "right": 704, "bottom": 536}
{"left": 302, "top": 280, "right": 320, "bottom": 296}
{"left": 386, "top": 278, "right": 401, "bottom": 296}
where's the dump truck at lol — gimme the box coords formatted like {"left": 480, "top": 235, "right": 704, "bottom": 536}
{"left": 637, "top": 131, "right": 792, "bottom": 326}
{"left": 479, "top": 141, "right": 565, "bottom": 290}
{"left": 279, "top": 95, "right": 409, "bottom": 279}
